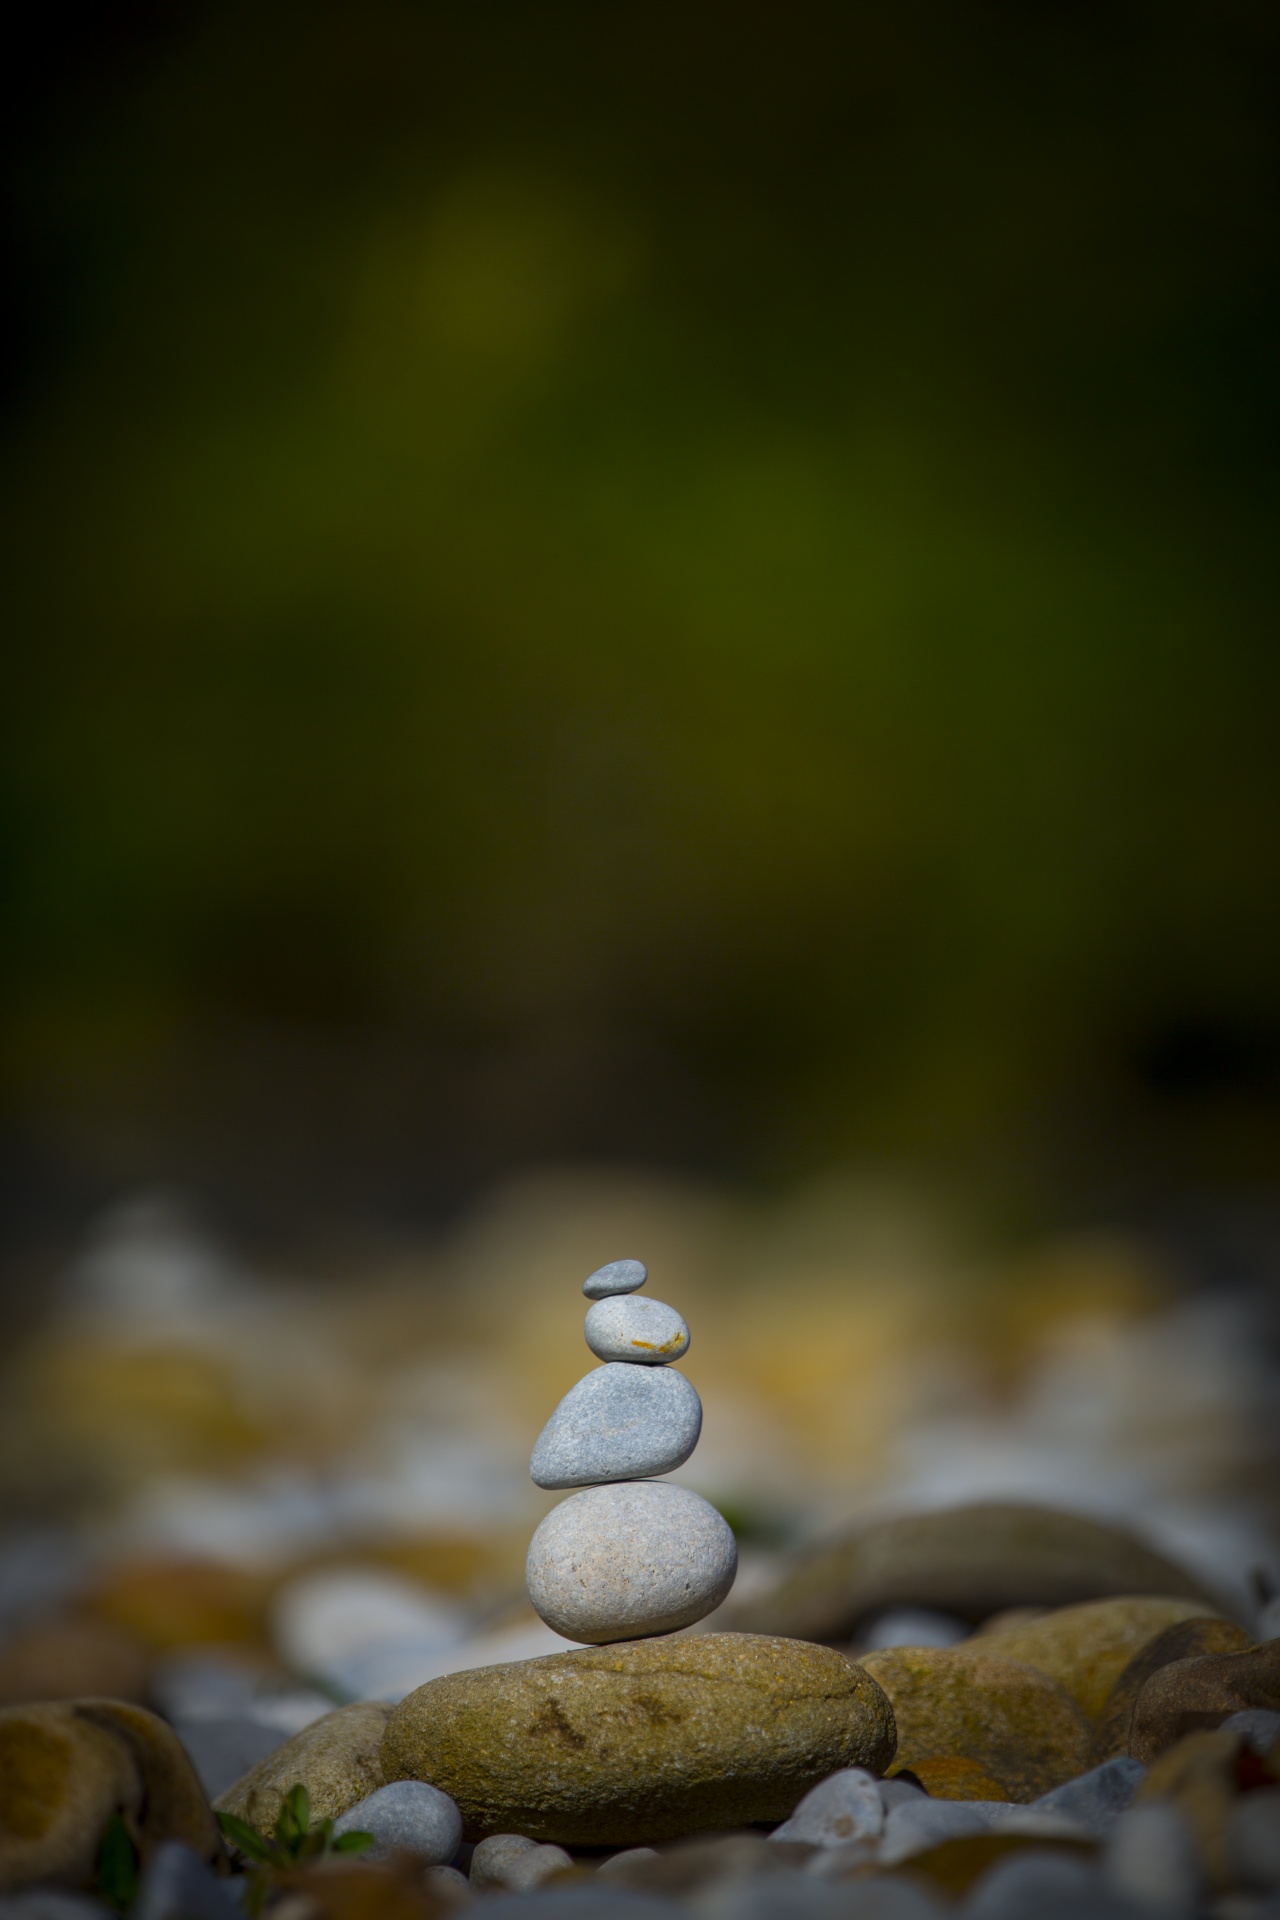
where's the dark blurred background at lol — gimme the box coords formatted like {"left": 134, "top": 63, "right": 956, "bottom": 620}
{"left": 3, "top": 0, "right": 1280, "bottom": 1265}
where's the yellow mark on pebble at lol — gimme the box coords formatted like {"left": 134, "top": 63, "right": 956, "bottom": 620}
{"left": 631, "top": 1339, "right": 655, "bottom": 1348}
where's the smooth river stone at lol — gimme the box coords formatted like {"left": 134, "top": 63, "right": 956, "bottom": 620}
{"left": 527, "top": 1481, "right": 735, "bottom": 1641}
{"left": 380, "top": 1632, "right": 897, "bottom": 1844}
{"left": 531, "top": 1365, "right": 702, "bottom": 1490}
{"left": 584, "top": 1295, "right": 689, "bottom": 1365}
{"left": 583, "top": 1259, "right": 648, "bottom": 1300}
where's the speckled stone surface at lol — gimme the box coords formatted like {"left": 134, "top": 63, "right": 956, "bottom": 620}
{"left": 859, "top": 1646, "right": 1093, "bottom": 1802}
{"left": 530, "top": 1365, "right": 702, "bottom": 1490}
{"left": 381, "top": 1632, "right": 897, "bottom": 1845}
{"left": 583, "top": 1260, "right": 648, "bottom": 1300}
{"left": 584, "top": 1296, "right": 689, "bottom": 1365}
{"left": 333, "top": 1780, "right": 462, "bottom": 1863}
{"left": 527, "top": 1481, "right": 735, "bottom": 1641}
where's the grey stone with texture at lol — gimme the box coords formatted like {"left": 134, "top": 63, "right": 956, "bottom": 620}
{"left": 584, "top": 1296, "right": 689, "bottom": 1365}
{"left": 1030, "top": 1756, "right": 1146, "bottom": 1837}
{"left": 526, "top": 1480, "right": 736, "bottom": 1641}
{"left": 530, "top": 1364, "right": 702, "bottom": 1489}
{"left": 769, "top": 1767, "right": 884, "bottom": 1846}
{"left": 583, "top": 1261, "right": 647, "bottom": 1301}
{"left": 333, "top": 1780, "right": 462, "bottom": 1864}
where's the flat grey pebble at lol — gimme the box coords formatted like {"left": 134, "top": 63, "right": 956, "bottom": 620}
{"left": 583, "top": 1261, "right": 648, "bottom": 1300}
{"left": 966, "top": 1850, "right": 1137, "bottom": 1920}
{"left": 879, "top": 1799, "right": 1011, "bottom": 1866}
{"left": 1224, "top": 1710, "right": 1280, "bottom": 1753}
{"left": 1103, "top": 1804, "right": 1201, "bottom": 1920}
{"left": 132, "top": 1844, "right": 243, "bottom": 1920}
{"left": 770, "top": 1768, "right": 884, "bottom": 1846}
{"left": 584, "top": 1296, "right": 689, "bottom": 1365}
{"left": 526, "top": 1480, "right": 737, "bottom": 1641}
{"left": 1231, "top": 1789, "right": 1280, "bottom": 1891}
{"left": 333, "top": 1779, "right": 462, "bottom": 1864}
{"left": 1031, "top": 1756, "right": 1146, "bottom": 1837}
{"left": 530, "top": 1364, "right": 702, "bottom": 1490}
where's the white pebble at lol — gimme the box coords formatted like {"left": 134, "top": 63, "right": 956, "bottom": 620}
{"left": 584, "top": 1295, "right": 689, "bottom": 1365}
{"left": 470, "top": 1834, "right": 571, "bottom": 1891}
{"left": 527, "top": 1480, "right": 737, "bottom": 1641}
{"left": 583, "top": 1259, "right": 647, "bottom": 1300}
{"left": 770, "top": 1768, "right": 885, "bottom": 1846}
{"left": 333, "top": 1780, "right": 462, "bottom": 1864}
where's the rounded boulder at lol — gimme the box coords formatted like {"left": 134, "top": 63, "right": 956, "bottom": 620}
{"left": 381, "top": 1631, "right": 897, "bottom": 1844}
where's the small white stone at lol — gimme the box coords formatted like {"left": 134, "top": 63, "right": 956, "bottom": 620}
{"left": 421, "top": 1863, "right": 471, "bottom": 1906}
{"left": 469, "top": 1834, "right": 571, "bottom": 1892}
{"left": 526, "top": 1480, "right": 737, "bottom": 1641}
{"left": 770, "top": 1767, "right": 884, "bottom": 1846}
{"left": 583, "top": 1259, "right": 647, "bottom": 1300}
{"left": 530, "top": 1363, "right": 702, "bottom": 1489}
{"left": 333, "top": 1780, "right": 462, "bottom": 1864}
{"left": 584, "top": 1295, "right": 689, "bottom": 1365}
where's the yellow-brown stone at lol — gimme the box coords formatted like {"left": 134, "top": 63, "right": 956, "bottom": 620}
{"left": 860, "top": 1646, "right": 1091, "bottom": 1801}
{"left": 216, "top": 1702, "right": 393, "bottom": 1834}
{"left": 383, "top": 1632, "right": 896, "bottom": 1845}
{"left": 973, "top": 1595, "right": 1223, "bottom": 1721}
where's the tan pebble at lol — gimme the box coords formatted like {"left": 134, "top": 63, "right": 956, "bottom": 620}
{"left": 215, "top": 1700, "right": 392, "bottom": 1833}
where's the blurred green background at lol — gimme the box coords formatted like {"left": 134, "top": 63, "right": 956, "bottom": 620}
{"left": 3, "top": 0, "right": 1280, "bottom": 1255}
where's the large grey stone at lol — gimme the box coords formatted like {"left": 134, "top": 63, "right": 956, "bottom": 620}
{"left": 584, "top": 1297, "right": 689, "bottom": 1365}
{"left": 526, "top": 1481, "right": 735, "bottom": 1641}
{"left": 333, "top": 1779, "right": 462, "bottom": 1863}
{"left": 530, "top": 1365, "right": 702, "bottom": 1490}
{"left": 583, "top": 1261, "right": 647, "bottom": 1300}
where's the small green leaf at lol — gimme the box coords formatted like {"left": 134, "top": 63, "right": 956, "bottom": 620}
{"left": 216, "top": 1810, "right": 276, "bottom": 1865}
{"left": 277, "top": 1782, "right": 311, "bottom": 1851}
{"left": 332, "top": 1830, "right": 375, "bottom": 1855}
{"left": 96, "top": 1812, "right": 139, "bottom": 1914}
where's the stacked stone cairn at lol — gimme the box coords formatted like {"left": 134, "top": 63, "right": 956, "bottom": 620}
{"left": 525, "top": 1258, "right": 739, "bottom": 1642}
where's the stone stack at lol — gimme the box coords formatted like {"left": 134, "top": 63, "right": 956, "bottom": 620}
{"left": 525, "top": 1259, "right": 738, "bottom": 1643}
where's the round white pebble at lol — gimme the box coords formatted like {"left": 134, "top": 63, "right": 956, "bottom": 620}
{"left": 333, "top": 1779, "right": 462, "bottom": 1864}
{"left": 584, "top": 1295, "right": 689, "bottom": 1365}
{"left": 583, "top": 1259, "right": 648, "bottom": 1300}
{"left": 526, "top": 1480, "right": 737, "bottom": 1642}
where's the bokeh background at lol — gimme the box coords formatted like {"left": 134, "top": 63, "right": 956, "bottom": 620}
{"left": 0, "top": 0, "right": 1278, "bottom": 1733}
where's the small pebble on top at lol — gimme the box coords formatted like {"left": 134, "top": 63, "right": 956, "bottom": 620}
{"left": 585, "top": 1295, "right": 689, "bottom": 1364}
{"left": 583, "top": 1259, "right": 648, "bottom": 1300}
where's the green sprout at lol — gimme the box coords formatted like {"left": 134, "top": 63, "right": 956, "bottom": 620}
{"left": 217, "top": 1785, "right": 373, "bottom": 1913}
{"left": 95, "top": 1812, "right": 140, "bottom": 1914}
